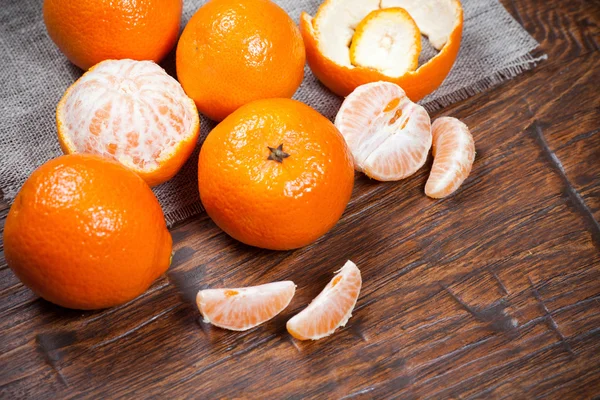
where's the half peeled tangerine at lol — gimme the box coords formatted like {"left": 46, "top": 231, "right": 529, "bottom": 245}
{"left": 300, "top": 0, "right": 464, "bottom": 100}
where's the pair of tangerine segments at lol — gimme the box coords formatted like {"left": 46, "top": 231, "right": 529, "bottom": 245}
{"left": 196, "top": 261, "right": 362, "bottom": 341}
{"left": 335, "top": 81, "right": 475, "bottom": 198}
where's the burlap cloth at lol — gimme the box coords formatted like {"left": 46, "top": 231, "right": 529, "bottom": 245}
{"left": 0, "top": 0, "right": 546, "bottom": 226}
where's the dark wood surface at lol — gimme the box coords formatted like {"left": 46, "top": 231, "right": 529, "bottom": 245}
{"left": 2, "top": 0, "right": 599, "bottom": 398}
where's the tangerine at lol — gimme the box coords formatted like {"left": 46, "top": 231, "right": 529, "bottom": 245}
{"left": 3, "top": 154, "right": 172, "bottom": 310}
{"left": 43, "top": 0, "right": 182, "bottom": 70}
{"left": 425, "top": 117, "right": 475, "bottom": 198}
{"left": 176, "top": 0, "right": 306, "bottom": 121}
{"left": 197, "top": 281, "right": 296, "bottom": 331}
{"left": 335, "top": 81, "right": 432, "bottom": 181}
{"left": 198, "top": 98, "right": 354, "bottom": 250}
{"left": 287, "top": 260, "right": 362, "bottom": 340}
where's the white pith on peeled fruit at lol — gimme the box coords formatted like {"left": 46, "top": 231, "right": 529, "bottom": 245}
{"left": 311, "top": 0, "right": 461, "bottom": 77}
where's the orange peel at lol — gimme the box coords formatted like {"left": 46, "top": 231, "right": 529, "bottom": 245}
{"left": 349, "top": 8, "right": 421, "bottom": 78}
{"left": 300, "top": 0, "right": 464, "bottom": 100}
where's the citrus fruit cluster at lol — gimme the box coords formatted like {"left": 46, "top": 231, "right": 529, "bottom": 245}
{"left": 5, "top": 0, "right": 475, "bottom": 343}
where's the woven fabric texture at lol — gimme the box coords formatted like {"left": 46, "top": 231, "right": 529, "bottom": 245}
{"left": 0, "top": 0, "right": 546, "bottom": 226}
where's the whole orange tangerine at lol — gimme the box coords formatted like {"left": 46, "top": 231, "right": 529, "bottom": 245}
{"left": 43, "top": 0, "right": 182, "bottom": 70}
{"left": 198, "top": 98, "right": 354, "bottom": 250}
{"left": 176, "top": 0, "right": 306, "bottom": 121}
{"left": 3, "top": 154, "right": 172, "bottom": 310}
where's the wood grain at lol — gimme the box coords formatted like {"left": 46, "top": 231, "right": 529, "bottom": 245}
{"left": 1, "top": 0, "right": 599, "bottom": 398}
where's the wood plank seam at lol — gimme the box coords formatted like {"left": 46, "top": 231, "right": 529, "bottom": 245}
{"left": 560, "top": 128, "right": 599, "bottom": 150}
{"left": 426, "top": 327, "right": 600, "bottom": 399}
{"left": 166, "top": 334, "right": 277, "bottom": 391}
{"left": 528, "top": 121, "right": 600, "bottom": 250}
{"left": 36, "top": 334, "right": 70, "bottom": 387}
{"left": 440, "top": 283, "right": 518, "bottom": 334}
{"left": 527, "top": 276, "right": 575, "bottom": 357}
{"left": 89, "top": 304, "right": 180, "bottom": 349}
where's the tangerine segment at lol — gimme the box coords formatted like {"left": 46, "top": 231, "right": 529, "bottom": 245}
{"left": 286, "top": 260, "right": 361, "bottom": 340}
{"left": 300, "top": 0, "right": 463, "bottom": 99}
{"left": 349, "top": 8, "right": 421, "bottom": 77}
{"left": 381, "top": 0, "right": 459, "bottom": 50}
{"left": 425, "top": 117, "right": 475, "bottom": 198}
{"left": 197, "top": 281, "right": 296, "bottom": 331}
{"left": 335, "top": 82, "right": 432, "bottom": 181}
{"left": 57, "top": 59, "right": 200, "bottom": 187}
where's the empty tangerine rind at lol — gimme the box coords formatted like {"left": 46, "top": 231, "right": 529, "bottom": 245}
{"left": 425, "top": 117, "right": 475, "bottom": 198}
{"left": 197, "top": 281, "right": 296, "bottom": 331}
{"left": 349, "top": 8, "right": 422, "bottom": 78}
{"left": 57, "top": 59, "right": 200, "bottom": 187}
{"left": 286, "top": 260, "right": 362, "bottom": 341}
{"left": 312, "top": 0, "right": 381, "bottom": 67}
{"left": 380, "top": 0, "right": 459, "bottom": 50}
{"left": 300, "top": 0, "right": 464, "bottom": 99}
{"left": 335, "top": 81, "right": 432, "bottom": 181}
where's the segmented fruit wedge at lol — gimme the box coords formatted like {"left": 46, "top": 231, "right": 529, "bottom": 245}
{"left": 425, "top": 116, "right": 475, "bottom": 198}
{"left": 287, "top": 261, "right": 361, "bottom": 340}
{"left": 196, "top": 281, "right": 296, "bottom": 331}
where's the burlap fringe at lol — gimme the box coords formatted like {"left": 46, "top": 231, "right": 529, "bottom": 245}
{"left": 422, "top": 52, "right": 549, "bottom": 113}
{"left": 164, "top": 201, "right": 204, "bottom": 228}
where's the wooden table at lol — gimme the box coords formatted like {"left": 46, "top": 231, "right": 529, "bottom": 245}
{"left": 2, "top": 0, "right": 599, "bottom": 398}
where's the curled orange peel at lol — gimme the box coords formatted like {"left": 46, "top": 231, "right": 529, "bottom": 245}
{"left": 300, "top": 0, "right": 464, "bottom": 100}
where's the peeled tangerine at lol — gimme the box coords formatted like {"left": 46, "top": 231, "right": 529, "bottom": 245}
{"left": 425, "top": 117, "right": 475, "bottom": 198}
{"left": 301, "top": 0, "right": 464, "bottom": 100}
{"left": 287, "top": 261, "right": 362, "bottom": 340}
{"left": 197, "top": 281, "right": 296, "bottom": 331}
{"left": 57, "top": 59, "right": 200, "bottom": 187}
{"left": 335, "top": 81, "right": 432, "bottom": 181}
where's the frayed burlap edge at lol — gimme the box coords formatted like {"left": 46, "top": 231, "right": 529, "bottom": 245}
{"left": 423, "top": 52, "right": 548, "bottom": 112}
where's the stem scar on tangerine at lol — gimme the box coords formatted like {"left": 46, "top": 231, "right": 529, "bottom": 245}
{"left": 267, "top": 144, "right": 291, "bottom": 163}
{"left": 198, "top": 98, "right": 354, "bottom": 250}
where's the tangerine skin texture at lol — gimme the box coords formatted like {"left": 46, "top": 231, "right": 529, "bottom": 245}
{"left": 43, "top": 0, "right": 182, "bottom": 70}
{"left": 3, "top": 154, "right": 172, "bottom": 310}
{"left": 198, "top": 98, "right": 354, "bottom": 250}
{"left": 176, "top": 0, "right": 306, "bottom": 121}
